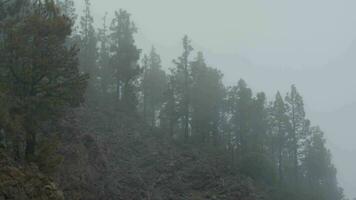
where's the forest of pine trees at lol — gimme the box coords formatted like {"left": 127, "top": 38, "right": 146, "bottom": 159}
{"left": 0, "top": 0, "right": 346, "bottom": 200}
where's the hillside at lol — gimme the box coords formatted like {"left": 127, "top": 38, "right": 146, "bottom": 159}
{"left": 51, "top": 107, "right": 266, "bottom": 200}
{"left": 0, "top": 107, "right": 267, "bottom": 200}
{"left": 0, "top": 1, "right": 346, "bottom": 200}
{"left": 0, "top": 151, "right": 64, "bottom": 200}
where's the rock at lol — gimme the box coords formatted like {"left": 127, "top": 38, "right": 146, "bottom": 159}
{"left": 0, "top": 151, "right": 64, "bottom": 200}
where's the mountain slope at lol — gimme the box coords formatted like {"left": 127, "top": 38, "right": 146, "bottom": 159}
{"left": 56, "top": 107, "right": 266, "bottom": 200}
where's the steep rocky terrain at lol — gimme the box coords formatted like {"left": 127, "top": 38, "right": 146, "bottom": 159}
{"left": 54, "top": 111, "right": 112, "bottom": 200}
{"left": 0, "top": 151, "right": 64, "bottom": 200}
{"left": 51, "top": 108, "right": 266, "bottom": 200}
{"left": 0, "top": 108, "right": 268, "bottom": 200}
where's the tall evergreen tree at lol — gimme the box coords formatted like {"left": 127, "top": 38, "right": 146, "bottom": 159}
{"left": 270, "top": 92, "right": 290, "bottom": 183}
{"left": 56, "top": 0, "right": 77, "bottom": 23}
{"left": 110, "top": 9, "right": 141, "bottom": 112}
{"left": 173, "top": 35, "right": 193, "bottom": 141}
{"left": 250, "top": 92, "right": 268, "bottom": 153}
{"left": 0, "top": 0, "right": 87, "bottom": 160}
{"left": 79, "top": 0, "right": 97, "bottom": 92}
{"left": 228, "top": 79, "right": 253, "bottom": 155}
{"left": 142, "top": 47, "right": 167, "bottom": 126}
{"left": 285, "top": 85, "right": 308, "bottom": 184}
{"left": 160, "top": 76, "right": 178, "bottom": 138}
{"left": 190, "top": 52, "right": 224, "bottom": 144}
{"left": 98, "top": 13, "right": 112, "bottom": 96}
{"left": 303, "top": 127, "right": 344, "bottom": 200}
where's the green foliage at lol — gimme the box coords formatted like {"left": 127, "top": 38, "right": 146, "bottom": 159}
{"left": 228, "top": 79, "right": 254, "bottom": 153}
{"left": 285, "top": 85, "right": 308, "bottom": 183}
{"left": 190, "top": 52, "right": 224, "bottom": 144}
{"left": 34, "top": 136, "right": 64, "bottom": 175}
{"left": 301, "top": 127, "right": 344, "bottom": 200}
{"left": 160, "top": 76, "right": 179, "bottom": 137}
{"left": 110, "top": 9, "right": 141, "bottom": 112}
{"left": 141, "top": 47, "right": 168, "bottom": 126}
{"left": 172, "top": 35, "right": 193, "bottom": 140}
{"left": 0, "top": 150, "right": 64, "bottom": 200}
{"left": 270, "top": 92, "right": 290, "bottom": 183}
{"left": 241, "top": 152, "right": 276, "bottom": 184}
{"left": 56, "top": 0, "right": 77, "bottom": 23}
{"left": 0, "top": 0, "right": 87, "bottom": 161}
{"left": 0, "top": 2, "right": 346, "bottom": 199}
{"left": 79, "top": 0, "right": 97, "bottom": 91}
{"left": 97, "top": 13, "right": 112, "bottom": 97}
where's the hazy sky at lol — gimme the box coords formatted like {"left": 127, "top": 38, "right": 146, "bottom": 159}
{"left": 76, "top": 0, "right": 356, "bottom": 68}
{"left": 74, "top": 0, "right": 356, "bottom": 198}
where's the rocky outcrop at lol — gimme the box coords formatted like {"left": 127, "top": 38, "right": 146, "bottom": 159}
{"left": 52, "top": 108, "right": 266, "bottom": 200}
{"left": 100, "top": 134, "right": 265, "bottom": 200}
{"left": 0, "top": 151, "right": 64, "bottom": 200}
{"left": 55, "top": 112, "right": 112, "bottom": 200}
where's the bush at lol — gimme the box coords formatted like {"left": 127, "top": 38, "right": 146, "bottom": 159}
{"left": 240, "top": 152, "right": 276, "bottom": 184}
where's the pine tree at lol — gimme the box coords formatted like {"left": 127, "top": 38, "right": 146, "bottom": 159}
{"left": 110, "top": 9, "right": 141, "bottom": 112}
{"left": 0, "top": 0, "right": 28, "bottom": 20}
{"left": 98, "top": 13, "right": 112, "bottom": 96}
{"left": 79, "top": 0, "right": 97, "bottom": 92}
{"left": 56, "top": 0, "right": 77, "bottom": 23}
{"left": 142, "top": 47, "right": 167, "bottom": 127}
{"left": 303, "top": 127, "right": 344, "bottom": 200}
{"left": 190, "top": 52, "right": 224, "bottom": 144}
{"left": 173, "top": 35, "right": 193, "bottom": 141}
{"left": 285, "top": 85, "right": 308, "bottom": 185}
{"left": 0, "top": 0, "right": 7, "bottom": 20}
{"left": 0, "top": 0, "right": 87, "bottom": 160}
{"left": 270, "top": 92, "right": 290, "bottom": 183}
{"left": 228, "top": 79, "right": 253, "bottom": 155}
{"left": 160, "top": 76, "right": 178, "bottom": 138}
{"left": 250, "top": 92, "right": 268, "bottom": 153}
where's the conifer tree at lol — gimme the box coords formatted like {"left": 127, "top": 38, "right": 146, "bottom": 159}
{"left": 160, "top": 76, "right": 178, "bottom": 138}
{"left": 98, "top": 13, "right": 112, "bottom": 96}
{"left": 285, "top": 85, "right": 308, "bottom": 184}
{"left": 250, "top": 92, "right": 268, "bottom": 153}
{"left": 110, "top": 9, "right": 141, "bottom": 112}
{"left": 190, "top": 52, "right": 224, "bottom": 144}
{"left": 173, "top": 35, "right": 193, "bottom": 141}
{"left": 0, "top": 0, "right": 87, "bottom": 160}
{"left": 142, "top": 47, "right": 167, "bottom": 126}
{"left": 79, "top": 0, "right": 97, "bottom": 92}
{"left": 56, "top": 0, "right": 77, "bottom": 23}
{"left": 271, "top": 92, "right": 290, "bottom": 183}
{"left": 303, "top": 127, "right": 344, "bottom": 200}
{"left": 228, "top": 79, "right": 253, "bottom": 155}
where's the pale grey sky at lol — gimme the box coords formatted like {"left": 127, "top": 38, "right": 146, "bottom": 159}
{"left": 74, "top": 0, "right": 356, "bottom": 198}
{"left": 76, "top": 0, "right": 356, "bottom": 65}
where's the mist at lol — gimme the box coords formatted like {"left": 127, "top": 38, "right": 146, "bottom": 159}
{"left": 1, "top": 0, "right": 355, "bottom": 199}
{"left": 73, "top": 0, "right": 356, "bottom": 197}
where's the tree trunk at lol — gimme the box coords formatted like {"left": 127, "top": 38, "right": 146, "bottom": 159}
{"left": 117, "top": 79, "right": 121, "bottom": 101}
{"left": 278, "top": 125, "right": 283, "bottom": 183}
{"left": 169, "top": 118, "right": 174, "bottom": 138}
{"left": 184, "top": 93, "right": 189, "bottom": 141}
{"left": 143, "top": 92, "right": 147, "bottom": 123}
{"left": 293, "top": 141, "right": 299, "bottom": 186}
{"left": 25, "top": 127, "right": 36, "bottom": 161}
{"left": 278, "top": 144, "right": 283, "bottom": 184}
{"left": 13, "top": 136, "right": 20, "bottom": 161}
{"left": 183, "top": 54, "right": 189, "bottom": 141}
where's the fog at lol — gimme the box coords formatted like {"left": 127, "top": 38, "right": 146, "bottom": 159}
{"left": 74, "top": 0, "right": 356, "bottom": 198}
